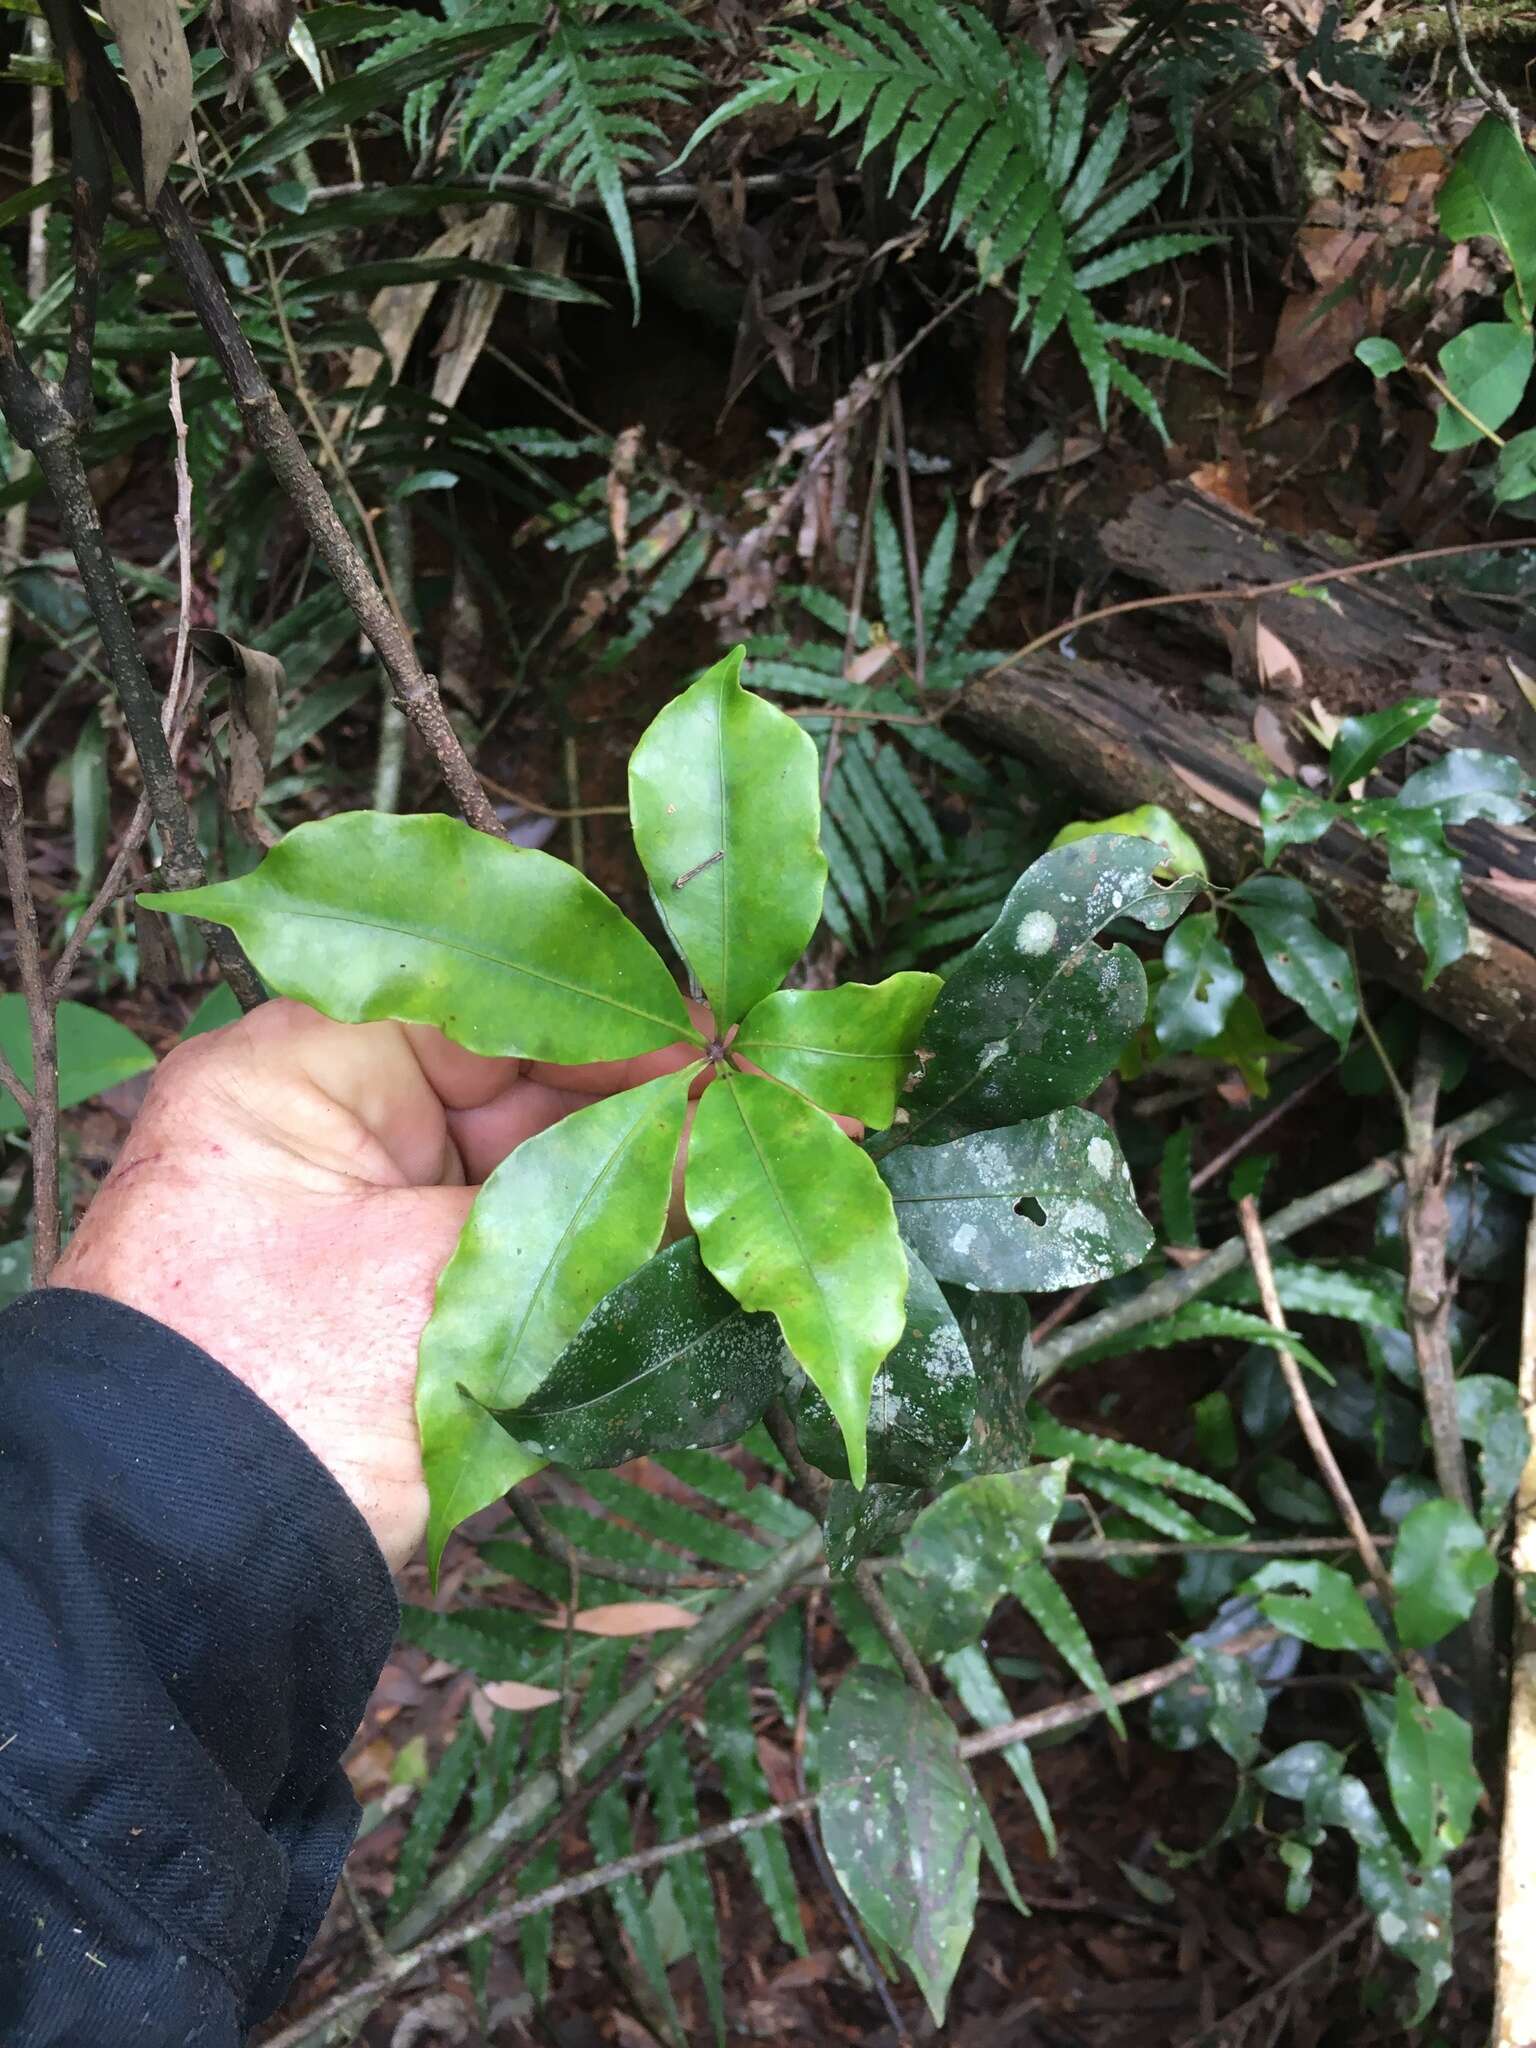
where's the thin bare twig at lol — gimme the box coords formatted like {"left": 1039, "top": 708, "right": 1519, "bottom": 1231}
{"left": 854, "top": 1560, "right": 933, "bottom": 1698}
{"left": 1445, "top": 0, "right": 1523, "bottom": 130}
{"left": 0, "top": 712, "right": 58, "bottom": 1279}
{"left": 1238, "top": 1196, "right": 1441, "bottom": 1709}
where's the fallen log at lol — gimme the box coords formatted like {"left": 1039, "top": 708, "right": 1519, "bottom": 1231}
{"left": 962, "top": 482, "right": 1536, "bottom": 1078}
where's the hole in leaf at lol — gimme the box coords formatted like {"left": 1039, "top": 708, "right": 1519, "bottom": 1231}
{"left": 1014, "top": 1195, "right": 1047, "bottom": 1225}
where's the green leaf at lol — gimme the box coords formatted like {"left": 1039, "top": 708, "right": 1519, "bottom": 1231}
{"left": 1013, "top": 1562, "right": 1125, "bottom": 1736}
{"left": 646, "top": 1722, "right": 726, "bottom": 2044}
{"left": 793, "top": 1251, "right": 974, "bottom": 1487}
{"left": 1226, "top": 875, "right": 1357, "bottom": 1051}
{"left": 286, "top": 257, "right": 601, "bottom": 306}
{"left": 1148, "top": 1646, "right": 1267, "bottom": 1766}
{"left": 734, "top": 973, "right": 942, "bottom": 1128}
{"left": 1160, "top": 1123, "right": 1197, "bottom": 1248}
{"left": 1391, "top": 1498, "right": 1497, "bottom": 1648}
{"left": 629, "top": 649, "right": 826, "bottom": 1028}
{"left": 946, "top": 1287, "right": 1036, "bottom": 1472}
{"left": 685, "top": 1071, "right": 907, "bottom": 1488}
{"left": 0, "top": 1239, "right": 33, "bottom": 1308}
{"left": 1049, "top": 803, "right": 1208, "bottom": 879}
{"left": 226, "top": 22, "right": 539, "bottom": 177}
{"left": 704, "top": 1657, "right": 807, "bottom": 1954}
{"left": 820, "top": 1667, "right": 983, "bottom": 2023}
{"left": 178, "top": 982, "right": 243, "bottom": 1040}
{"left": 1355, "top": 336, "right": 1405, "bottom": 377}
{"left": 495, "top": 1239, "right": 781, "bottom": 1468}
{"left": 1030, "top": 1417, "right": 1252, "bottom": 1522}
{"left": 1457, "top": 1374, "right": 1530, "bottom": 1532}
{"left": 891, "top": 835, "right": 1196, "bottom": 1146}
{"left": 1438, "top": 113, "right": 1536, "bottom": 317}
{"left": 141, "top": 813, "right": 699, "bottom": 1063}
{"left": 879, "top": 1106, "right": 1153, "bottom": 1291}
{"left": 824, "top": 1479, "right": 923, "bottom": 1574}
{"left": 1259, "top": 780, "right": 1344, "bottom": 864}
{"left": 387, "top": 1716, "right": 480, "bottom": 1928}
{"left": 1246, "top": 1560, "right": 1387, "bottom": 1651}
{"left": 1384, "top": 1675, "right": 1481, "bottom": 1866}
{"left": 941, "top": 1644, "right": 1056, "bottom": 1853}
{"left": 418, "top": 1067, "right": 696, "bottom": 1571}
{"left": 1377, "top": 809, "right": 1467, "bottom": 985}
{"left": 1397, "top": 747, "right": 1532, "bottom": 825}
{"left": 1151, "top": 911, "right": 1242, "bottom": 1051}
{"left": 1071, "top": 1301, "right": 1335, "bottom": 1382}
{"left": 1495, "top": 426, "right": 1536, "bottom": 504}
{"left": 1432, "top": 321, "right": 1533, "bottom": 450}
{"left": 0, "top": 995, "right": 155, "bottom": 1135}
{"left": 1328, "top": 697, "right": 1439, "bottom": 791}
{"left": 900, "top": 1461, "right": 1069, "bottom": 1655}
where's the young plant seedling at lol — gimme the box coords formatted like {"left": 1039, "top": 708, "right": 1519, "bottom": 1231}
{"left": 145, "top": 649, "right": 1194, "bottom": 1573}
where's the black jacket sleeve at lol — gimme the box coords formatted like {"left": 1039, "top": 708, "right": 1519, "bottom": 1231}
{"left": 0, "top": 1288, "right": 398, "bottom": 2046}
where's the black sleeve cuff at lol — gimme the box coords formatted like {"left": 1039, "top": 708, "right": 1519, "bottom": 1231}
{"left": 0, "top": 1287, "right": 398, "bottom": 2031}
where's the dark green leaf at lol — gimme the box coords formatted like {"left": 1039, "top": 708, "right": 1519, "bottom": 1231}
{"left": 734, "top": 973, "right": 942, "bottom": 1128}
{"left": 1457, "top": 1374, "right": 1530, "bottom": 1531}
{"left": 793, "top": 1252, "right": 974, "bottom": 1487}
{"left": 1355, "top": 337, "right": 1405, "bottom": 377}
{"left": 1327, "top": 697, "right": 1438, "bottom": 791}
{"left": 1149, "top": 1646, "right": 1267, "bottom": 1766}
{"left": 704, "top": 1658, "right": 807, "bottom": 1954}
{"left": 1160, "top": 1122, "right": 1197, "bottom": 1248}
{"left": 1432, "top": 321, "right": 1533, "bottom": 450}
{"left": 418, "top": 1068, "right": 695, "bottom": 1572}
{"left": 142, "top": 813, "right": 700, "bottom": 1063}
{"left": 1391, "top": 1498, "right": 1497, "bottom": 1647}
{"left": 1384, "top": 1675, "right": 1481, "bottom": 1865}
{"left": 1227, "top": 875, "right": 1357, "bottom": 1051}
{"left": 942, "top": 1644, "right": 1057, "bottom": 1854}
{"left": 1495, "top": 427, "right": 1536, "bottom": 504}
{"left": 1245, "top": 1560, "right": 1387, "bottom": 1651}
{"left": 287, "top": 257, "right": 602, "bottom": 306}
{"left": 1438, "top": 113, "right": 1536, "bottom": 316}
{"left": 1031, "top": 1416, "right": 1251, "bottom": 1521}
{"left": 1152, "top": 911, "right": 1241, "bottom": 1051}
{"left": 629, "top": 649, "right": 826, "bottom": 1028}
{"left": 880, "top": 1107, "right": 1152, "bottom": 1291}
{"left": 226, "top": 22, "right": 538, "bottom": 177}
{"left": 900, "top": 1460, "right": 1069, "bottom": 1654}
{"left": 820, "top": 1667, "right": 984, "bottom": 2023}
{"left": 496, "top": 1240, "right": 780, "bottom": 1468}
{"left": 1013, "top": 1561, "right": 1125, "bottom": 1734}
{"left": 685, "top": 1071, "right": 907, "bottom": 1488}
{"left": 0, "top": 995, "right": 155, "bottom": 1135}
{"left": 1376, "top": 808, "right": 1467, "bottom": 985}
{"left": 825, "top": 1480, "right": 923, "bottom": 1574}
{"left": 946, "top": 1287, "right": 1036, "bottom": 1473}
{"left": 1397, "top": 747, "right": 1532, "bottom": 824}
{"left": 891, "top": 836, "right": 1196, "bottom": 1146}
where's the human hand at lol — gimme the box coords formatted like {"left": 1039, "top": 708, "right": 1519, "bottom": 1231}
{"left": 51, "top": 998, "right": 702, "bottom": 1571}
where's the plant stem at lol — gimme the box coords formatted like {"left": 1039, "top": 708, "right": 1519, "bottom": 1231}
{"left": 1238, "top": 1196, "right": 1441, "bottom": 1709}
{"left": 0, "top": 712, "right": 58, "bottom": 1279}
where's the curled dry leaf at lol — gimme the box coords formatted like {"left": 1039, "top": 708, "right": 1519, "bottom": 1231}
{"left": 480, "top": 1679, "right": 562, "bottom": 1712}
{"left": 1252, "top": 619, "right": 1303, "bottom": 693}
{"left": 607, "top": 426, "right": 645, "bottom": 563}
{"left": 195, "top": 631, "right": 283, "bottom": 843}
{"left": 99, "top": 0, "right": 194, "bottom": 206}
{"left": 1165, "top": 759, "right": 1264, "bottom": 829}
{"left": 547, "top": 1601, "right": 701, "bottom": 1637}
{"left": 209, "top": 0, "right": 299, "bottom": 105}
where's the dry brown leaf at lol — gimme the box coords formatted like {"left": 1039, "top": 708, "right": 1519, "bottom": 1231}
{"left": 844, "top": 639, "right": 897, "bottom": 685}
{"left": 1253, "top": 702, "right": 1304, "bottom": 776}
{"left": 196, "top": 631, "right": 283, "bottom": 839}
{"left": 606, "top": 426, "right": 645, "bottom": 564}
{"left": 100, "top": 0, "right": 194, "bottom": 207}
{"left": 549, "top": 1601, "right": 699, "bottom": 1637}
{"left": 209, "top": 0, "right": 298, "bottom": 105}
{"left": 430, "top": 204, "right": 518, "bottom": 415}
{"left": 1508, "top": 656, "right": 1536, "bottom": 716}
{"left": 480, "top": 1679, "right": 562, "bottom": 1712}
{"left": 1186, "top": 461, "right": 1251, "bottom": 514}
{"left": 1253, "top": 620, "right": 1303, "bottom": 693}
{"left": 1165, "top": 760, "right": 1264, "bottom": 829}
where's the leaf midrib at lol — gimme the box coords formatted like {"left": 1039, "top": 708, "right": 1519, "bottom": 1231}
{"left": 256, "top": 900, "right": 697, "bottom": 1040}
{"left": 728, "top": 1079, "right": 840, "bottom": 1364}
{"left": 515, "top": 1303, "right": 753, "bottom": 1424}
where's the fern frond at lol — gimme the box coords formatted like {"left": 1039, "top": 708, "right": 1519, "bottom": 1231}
{"left": 682, "top": 2, "right": 1222, "bottom": 420}
{"left": 1014, "top": 1562, "right": 1125, "bottom": 1736}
